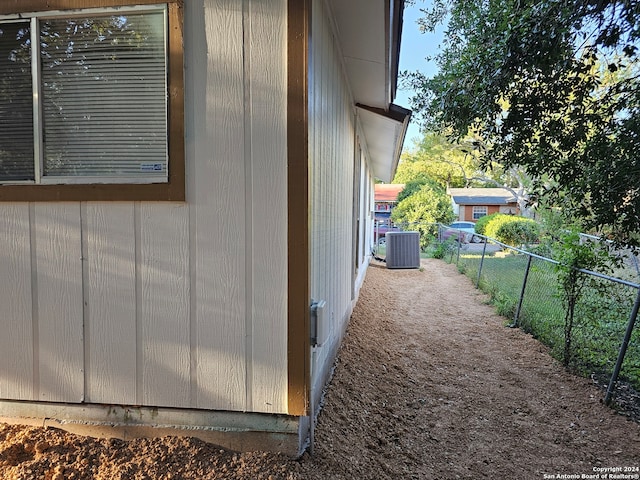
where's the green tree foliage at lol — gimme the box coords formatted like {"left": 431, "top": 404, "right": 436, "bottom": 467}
{"left": 394, "top": 132, "right": 481, "bottom": 188}
{"left": 405, "top": 0, "right": 640, "bottom": 247}
{"left": 551, "top": 229, "right": 616, "bottom": 366}
{"left": 529, "top": 209, "right": 618, "bottom": 366}
{"left": 391, "top": 179, "right": 455, "bottom": 249}
{"left": 396, "top": 179, "right": 429, "bottom": 203}
{"left": 395, "top": 131, "right": 536, "bottom": 216}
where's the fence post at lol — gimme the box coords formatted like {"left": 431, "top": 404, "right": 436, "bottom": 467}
{"left": 605, "top": 287, "right": 640, "bottom": 405}
{"left": 476, "top": 240, "right": 488, "bottom": 288}
{"left": 511, "top": 254, "right": 533, "bottom": 328}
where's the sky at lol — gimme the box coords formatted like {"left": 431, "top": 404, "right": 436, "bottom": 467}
{"left": 395, "top": 1, "right": 446, "bottom": 152}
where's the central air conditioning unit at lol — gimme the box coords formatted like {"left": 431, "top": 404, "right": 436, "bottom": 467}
{"left": 385, "top": 231, "right": 420, "bottom": 269}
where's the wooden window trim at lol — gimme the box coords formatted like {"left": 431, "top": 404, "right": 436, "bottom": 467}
{"left": 0, "top": 1, "right": 185, "bottom": 202}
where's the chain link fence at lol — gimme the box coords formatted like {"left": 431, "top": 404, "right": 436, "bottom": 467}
{"left": 390, "top": 223, "right": 640, "bottom": 410}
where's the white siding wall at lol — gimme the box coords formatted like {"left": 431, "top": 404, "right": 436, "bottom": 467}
{"left": 0, "top": 205, "right": 33, "bottom": 400}
{"left": 357, "top": 147, "right": 375, "bottom": 286}
{"left": 309, "top": 0, "right": 374, "bottom": 394}
{"left": 35, "top": 204, "right": 84, "bottom": 403}
{"left": 0, "top": 0, "right": 288, "bottom": 415}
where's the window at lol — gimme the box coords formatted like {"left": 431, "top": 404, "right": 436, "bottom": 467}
{"left": 472, "top": 206, "right": 488, "bottom": 220}
{"left": 0, "top": 2, "right": 184, "bottom": 201}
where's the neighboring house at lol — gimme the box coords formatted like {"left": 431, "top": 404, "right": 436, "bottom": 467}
{"left": 0, "top": 0, "right": 410, "bottom": 456}
{"left": 374, "top": 183, "right": 404, "bottom": 240}
{"left": 448, "top": 188, "right": 520, "bottom": 222}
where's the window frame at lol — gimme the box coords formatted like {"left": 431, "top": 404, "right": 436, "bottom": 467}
{"left": 0, "top": 0, "right": 184, "bottom": 202}
{"left": 472, "top": 205, "right": 488, "bottom": 220}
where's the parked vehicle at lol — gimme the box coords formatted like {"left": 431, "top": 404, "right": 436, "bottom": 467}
{"left": 375, "top": 222, "right": 400, "bottom": 244}
{"left": 442, "top": 221, "right": 483, "bottom": 243}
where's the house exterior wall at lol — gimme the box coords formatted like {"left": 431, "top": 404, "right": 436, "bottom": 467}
{"left": 0, "top": 0, "right": 289, "bottom": 415}
{"left": 459, "top": 204, "right": 518, "bottom": 221}
{"left": 358, "top": 148, "right": 375, "bottom": 277}
{"left": 459, "top": 205, "right": 499, "bottom": 221}
{"left": 308, "top": 0, "right": 374, "bottom": 405}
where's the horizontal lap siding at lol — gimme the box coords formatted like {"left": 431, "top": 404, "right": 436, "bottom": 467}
{"left": 0, "top": 0, "right": 288, "bottom": 414}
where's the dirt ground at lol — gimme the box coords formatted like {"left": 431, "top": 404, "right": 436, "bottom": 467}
{"left": 1, "top": 258, "right": 639, "bottom": 479}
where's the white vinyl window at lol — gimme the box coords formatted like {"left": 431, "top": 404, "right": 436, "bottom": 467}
{"left": 472, "top": 206, "right": 488, "bottom": 219}
{"left": 0, "top": 5, "right": 168, "bottom": 185}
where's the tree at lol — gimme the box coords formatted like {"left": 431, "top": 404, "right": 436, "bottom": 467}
{"left": 394, "top": 132, "right": 479, "bottom": 187}
{"left": 394, "top": 131, "right": 535, "bottom": 216}
{"left": 391, "top": 178, "right": 455, "bottom": 249}
{"left": 405, "top": 0, "right": 640, "bottom": 247}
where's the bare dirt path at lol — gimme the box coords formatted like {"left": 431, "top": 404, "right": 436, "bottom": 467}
{"left": 1, "top": 258, "right": 639, "bottom": 479}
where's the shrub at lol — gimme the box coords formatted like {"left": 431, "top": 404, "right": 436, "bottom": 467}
{"left": 495, "top": 219, "right": 540, "bottom": 247}
{"left": 552, "top": 228, "right": 616, "bottom": 366}
{"left": 484, "top": 214, "right": 511, "bottom": 239}
{"left": 474, "top": 212, "right": 501, "bottom": 235}
{"left": 432, "top": 238, "right": 455, "bottom": 259}
{"left": 484, "top": 215, "right": 539, "bottom": 246}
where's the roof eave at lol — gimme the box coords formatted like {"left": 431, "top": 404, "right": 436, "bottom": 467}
{"left": 329, "top": 0, "right": 411, "bottom": 182}
{"left": 356, "top": 104, "right": 411, "bottom": 183}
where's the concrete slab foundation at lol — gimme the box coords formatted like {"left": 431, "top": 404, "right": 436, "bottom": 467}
{"left": 0, "top": 400, "right": 309, "bottom": 457}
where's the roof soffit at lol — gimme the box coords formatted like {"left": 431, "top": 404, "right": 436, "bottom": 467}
{"left": 357, "top": 104, "right": 410, "bottom": 183}
{"left": 326, "top": 0, "right": 410, "bottom": 182}
{"left": 327, "top": 0, "right": 396, "bottom": 109}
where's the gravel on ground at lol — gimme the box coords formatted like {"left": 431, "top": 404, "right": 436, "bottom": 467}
{"left": 1, "top": 258, "right": 638, "bottom": 479}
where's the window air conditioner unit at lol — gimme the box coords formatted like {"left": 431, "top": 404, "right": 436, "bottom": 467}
{"left": 385, "top": 231, "right": 420, "bottom": 269}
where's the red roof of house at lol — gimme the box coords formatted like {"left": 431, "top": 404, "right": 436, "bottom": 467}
{"left": 374, "top": 184, "right": 405, "bottom": 202}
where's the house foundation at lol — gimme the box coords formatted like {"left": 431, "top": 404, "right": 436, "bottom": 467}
{"left": 0, "top": 401, "right": 308, "bottom": 457}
